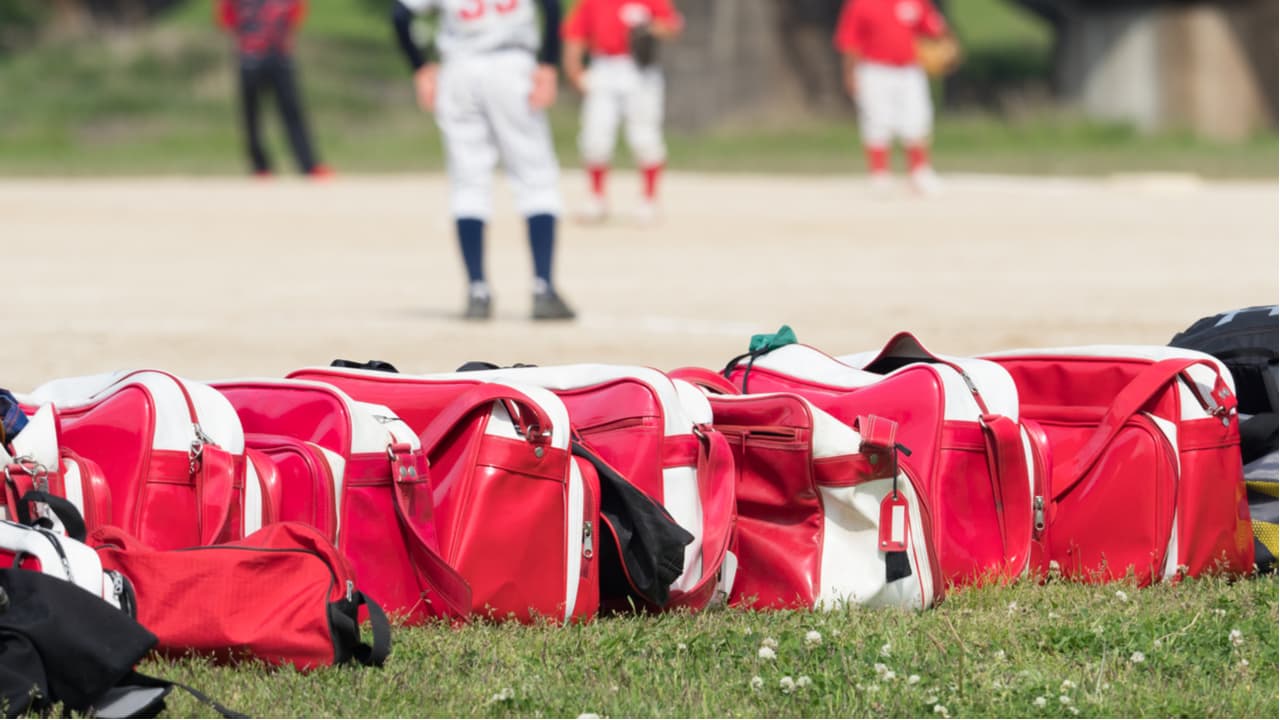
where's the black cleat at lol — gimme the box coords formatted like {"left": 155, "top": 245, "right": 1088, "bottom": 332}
{"left": 463, "top": 294, "right": 492, "bottom": 321}
{"left": 532, "top": 290, "right": 576, "bottom": 321}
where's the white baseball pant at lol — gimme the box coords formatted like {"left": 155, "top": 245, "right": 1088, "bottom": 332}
{"left": 435, "top": 49, "right": 562, "bottom": 220}
{"left": 578, "top": 55, "right": 667, "bottom": 167}
{"left": 854, "top": 61, "right": 933, "bottom": 147}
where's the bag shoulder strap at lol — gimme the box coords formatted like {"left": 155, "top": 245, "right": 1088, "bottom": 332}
{"left": 1054, "top": 357, "right": 1231, "bottom": 501}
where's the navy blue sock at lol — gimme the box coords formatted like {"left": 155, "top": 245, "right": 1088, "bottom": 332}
{"left": 456, "top": 218, "right": 486, "bottom": 286}
{"left": 527, "top": 213, "right": 555, "bottom": 293}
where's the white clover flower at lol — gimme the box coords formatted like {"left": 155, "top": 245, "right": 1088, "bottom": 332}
{"left": 1130, "top": 651, "right": 1145, "bottom": 664}
{"left": 780, "top": 676, "right": 796, "bottom": 694}
{"left": 880, "top": 642, "right": 893, "bottom": 657}
{"left": 750, "top": 676, "right": 764, "bottom": 691}
{"left": 1114, "top": 590, "right": 1128, "bottom": 603}
{"left": 1007, "top": 601, "right": 1018, "bottom": 613}
{"left": 1061, "top": 680, "right": 1077, "bottom": 691}
{"left": 993, "top": 649, "right": 1006, "bottom": 661}
{"left": 1059, "top": 695, "right": 1072, "bottom": 705}
{"left": 1033, "top": 697, "right": 1047, "bottom": 708}
{"left": 805, "top": 630, "right": 823, "bottom": 647}
{"left": 1153, "top": 639, "right": 1163, "bottom": 649}
{"left": 867, "top": 683, "right": 881, "bottom": 693}
{"left": 489, "top": 688, "right": 516, "bottom": 703}
{"left": 577, "top": 714, "right": 600, "bottom": 719}
{"left": 925, "top": 694, "right": 938, "bottom": 704}
{"left": 874, "top": 662, "right": 890, "bottom": 680}
{"left": 1239, "top": 659, "right": 1250, "bottom": 668}
{"left": 1101, "top": 682, "right": 1111, "bottom": 691}
{"left": 1214, "top": 608, "right": 1227, "bottom": 617}
{"left": 762, "top": 636, "right": 779, "bottom": 649}
{"left": 832, "top": 628, "right": 843, "bottom": 637}
{"left": 797, "top": 676, "right": 812, "bottom": 689}
{"left": 758, "top": 646, "right": 777, "bottom": 660}
{"left": 1048, "top": 611, "right": 1061, "bottom": 620}
{"left": 1229, "top": 629, "right": 1244, "bottom": 646}
{"left": 933, "top": 704, "right": 949, "bottom": 717}
{"left": 610, "top": 685, "right": 619, "bottom": 693}
{"left": 1069, "top": 707, "right": 1080, "bottom": 715}
{"left": 884, "top": 671, "right": 897, "bottom": 682}
{"left": 991, "top": 680, "right": 1002, "bottom": 690}
{"left": 908, "top": 675, "right": 921, "bottom": 685}
{"left": 743, "top": 627, "right": 754, "bottom": 636}
{"left": 676, "top": 642, "right": 688, "bottom": 652}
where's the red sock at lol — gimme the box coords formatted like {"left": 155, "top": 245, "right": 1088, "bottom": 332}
{"left": 866, "top": 146, "right": 889, "bottom": 174}
{"left": 641, "top": 164, "right": 663, "bottom": 200}
{"left": 907, "top": 145, "right": 931, "bottom": 172}
{"left": 588, "top": 165, "right": 608, "bottom": 197}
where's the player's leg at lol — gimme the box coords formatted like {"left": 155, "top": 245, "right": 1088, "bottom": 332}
{"left": 622, "top": 65, "right": 667, "bottom": 223}
{"left": 900, "top": 65, "right": 939, "bottom": 194}
{"left": 238, "top": 59, "right": 271, "bottom": 175}
{"left": 268, "top": 53, "right": 327, "bottom": 177}
{"left": 437, "top": 61, "right": 500, "bottom": 319}
{"left": 577, "top": 58, "right": 624, "bottom": 222}
{"left": 854, "top": 62, "right": 893, "bottom": 187}
{"left": 485, "top": 52, "right": 574, "bottom": 321}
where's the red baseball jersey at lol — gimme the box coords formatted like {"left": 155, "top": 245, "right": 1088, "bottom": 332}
{"left": 833, "top": 0, "right": 947, "bottom": 66}
{"left": 562, "top": 0, "right": 683, "bottom": 57}
{"left": 217, "top": 0, "right": 307, "bottom": 57}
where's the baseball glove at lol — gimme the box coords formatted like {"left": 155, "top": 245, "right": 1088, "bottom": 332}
{"left": 915, "top": 35, "right": 962, "bottom": 77}
{"left": 629, "top": 22, "right": 659, "bottom": 68}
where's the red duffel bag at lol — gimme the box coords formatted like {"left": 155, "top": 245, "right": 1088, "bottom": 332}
{"left": 92, "top": 522, "right": 391, "bottom": 670}
{"left": 984, "top": 346, "right": 1255, "bottom": 584}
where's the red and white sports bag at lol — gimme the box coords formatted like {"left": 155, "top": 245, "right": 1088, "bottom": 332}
{"left": 417, "top": 382, "right": 600, "bottom": 623}
{"left": 3, "top": 404, "right": 112, "bottom": 534}
{"left": 25, "top": 371, "right": 267, "bottom": 549}
{"left": 671, "top": 370, "right": 940, "bottom": 610}
{"left": 0, "top": 515, "right": 132, "bottom": 611}
{"left": 723, "top": 343, "right": 1032, "bottom": 585}
{"left": 212, "top": 378, "right": 471, "bottom": 623}
{"left": 243, "top": 433, "right": 337, "bottom": 539}
{"left": 290, "top": 363, "right": 738, "bottom": 612}
{"left": 983, "top": 346, "right": 1255, "bottom": 584}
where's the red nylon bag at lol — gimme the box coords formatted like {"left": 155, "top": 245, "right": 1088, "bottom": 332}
{"left": 91, "top": 522, "right": 390, "bottom": 670}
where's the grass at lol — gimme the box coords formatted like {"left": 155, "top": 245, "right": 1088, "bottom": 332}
{"left": 140, "top": 574, "right": 1278, "bottom": 718}
{"left": 0, "top": 1, "right": 1274, "bottom": 178}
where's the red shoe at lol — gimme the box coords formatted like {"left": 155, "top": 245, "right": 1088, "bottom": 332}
{"left": 308, "top": 164, "right": 335, "bottom": 181}
{"left": 252, "top": 169, "right": 273, "bottom": 180}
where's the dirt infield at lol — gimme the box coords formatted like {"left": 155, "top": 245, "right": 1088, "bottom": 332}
{"left": 4, "top": 172, "right": 1276, "bottom": 391}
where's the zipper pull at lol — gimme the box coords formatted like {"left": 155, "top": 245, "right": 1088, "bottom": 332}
{"left": 1033, "top": 496, "right": 1045, "bottom": 536}
{"left": 582, "top": 520, "right": 594, "bottom": 559}
{"left": 346, "top": 579, "right": 355, "bottom": 603}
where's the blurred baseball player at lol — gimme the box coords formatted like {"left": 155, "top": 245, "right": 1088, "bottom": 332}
{"left": 834, "top": 0, "right": 954, "bottom": 194}
{"left": 392, "top": 0, "right": 575, "bottom": 321}
{"left": 216, "top": 0, "right": 331, "bottom": 178}
{"left": 563, "top": 0, "right": 684, "bottom": 224}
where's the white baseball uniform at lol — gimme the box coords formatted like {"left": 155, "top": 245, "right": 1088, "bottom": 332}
{"left": 399, "top": 0, "right": 561, "bottom": 220}
{"left": 563, "top": 0, "right": 681, "bottom": 169}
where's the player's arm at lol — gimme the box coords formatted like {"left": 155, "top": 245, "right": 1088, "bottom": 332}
{"left": 391, "top": 0, "right": 440, "bottom": 112}
{"left": 561, "top": 1, "right": 589, "bottom": 94}
{"left": 648, "top": 1, "right": 684, "bottom": 39}
{"left": 833, "top": 0, "right": 863, "bottom": 99}
{"left": 530, "top": 0, "right": 562, "bottom": 110}
{"left": 215, "top": 0, "right": 235, "bottom": 32}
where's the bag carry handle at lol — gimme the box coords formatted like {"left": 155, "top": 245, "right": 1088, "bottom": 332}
{"left": 1052, "top": 357, "right": 1232, "bottom": 503}
{"left": 195, "top": 445, "right": 238, "bottom": 546}
{"left": 667, "top": 367, "right": 741, "bottom": 396}
{"left": 668, "top": 425, "right": 736, "bottom": 608}
{"left": 979, "top": 413, "right": 1032, "bottom": 574}
{"left": 418, "top": 384, "right": 556, "bottom": 462}
{"left": 352, "top": 589, "right": 392, "bottom": 667}
{"left": 387, "top": 444, "right": 473, "bottom": 621}
{"left": 17, "top": 490, "right": 87, "bottom": 542}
